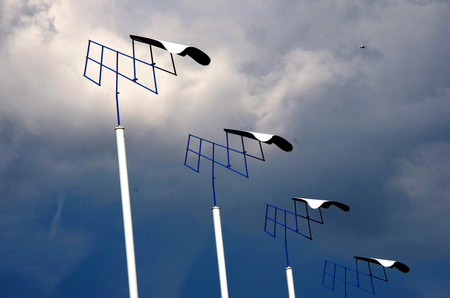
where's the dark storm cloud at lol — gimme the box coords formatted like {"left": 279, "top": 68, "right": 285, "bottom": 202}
{"left": 1, "top": 0, "right": 450, "bottom": 297}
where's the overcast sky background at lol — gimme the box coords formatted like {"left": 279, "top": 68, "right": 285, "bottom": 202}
{"left": 1, "top": 0, "right": 450, "bottom": 297}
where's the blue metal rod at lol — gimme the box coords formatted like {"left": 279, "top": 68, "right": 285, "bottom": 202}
{"left": 132, "top": 39, "right": 137, "bottom": 81}
{"left": 356, "top": 259, "right": 360, "bottom": 287}
{"left": 242, "top": 141, "right": 249, "bottom": 177}
{"left": 83, "top": 75, "right": 101, "bottom": 86}
{"left": 322, "top": 284, "right": 334, "bottom": 291}
{"left": 322, "top": 283, "right": 334, "bottom": 291}
{"left": 212, "top": 177, "right": 217, "bottom": 206}
{"left": 212, "top": 143, "right": 215, "bottom": 178}
{"left": 380, "top": 266, "right": 388, "bottom": 282}
{"left": 197, "top": 139, "right": 203, "bottom": 172}
{"left": 170, "top": 53, "right": 177, "bottom": 76}
{"left": 212, "top": 143, "right": 217, "bottom": 206}
{"left": 83, "top": 42, "right": 100, "bottom": 86}
{"left": 133, "top": 78, "right": 158, "bottom": 94}
{"left": 264, "top": 230, "right": 276, "bottom": 237}
{"left": 258, "top": 141, "right": 265, "bottom": 161}
{"left": 239, "top": 135, "right": 256, "bottom": 174}
{"left": 184, "top": 136, "right": 191, "bottom": 162}
{"left": 274, "top": 206, "right": 277, "bottom": 239}
{"left": 149, "top": 43, "right": 154, "bottom": 65}
{"left": 345, "top": 267, "right": 347, "bottom": 297}
{"left": 371, "top": 272, "right": 375, "bottom": 295}
{"left": 333, "top": 263, "right": 337, "bottom": 290}
{"left": 83, "top": 40, "right": 91, "bottom": 78}
{"left": 322, "top": 262, "right": 330, "bottom": 289}
{"left": 148, "top": 45, "right": 158, "bottom": 94}
{"left": 284, "top": 212, "right": 290, "bottom": 267}
{"left": 152, "top": 53, "right": 158, "bottom": 94}
{"left": 305, "top": 202, "right": 313, "bottom": 239}
{"left": 184, "top": 163, "right": 199, "bottom": 172}
{"left": 99, "top": 46, "right": 104, "bottom": 85}
{"left": 184, "top": 135, "right": 194, "bottom": 170}
{"left": 115, "top": 51, "right": 121, "bottom": 126}
{"left": 294, "top": 200, "right": 299, "bottom": 231}
{"left": 264, "top": 208, "right": 276, "bottom": 237}
{"left": 264, "top": 205, "right": 269, "bottom": 234}
{"left": 226, "top": 132, "right": 231, "bottom": 167}
{"left": 367, "top": 263, "right": 388, "bottom": 282}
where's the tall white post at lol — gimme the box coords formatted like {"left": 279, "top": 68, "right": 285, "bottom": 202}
{"left": 115, "top": 126, "right": 139, "bottom": 298}
{"left": 286, "top": 266, "right": 296, "bottom": 298}
{"left": 212, "top": 206, "right": 229, "bottom": 298}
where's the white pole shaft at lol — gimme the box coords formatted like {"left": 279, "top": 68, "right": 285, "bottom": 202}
{"left": 212, "top": 206, "right": 229, "bottom": 298}
{"left": 115, "top": 126, "right": 139, "bottom": 298}
{"left": 286, "top": 266, "right": 296, "bottom": 298}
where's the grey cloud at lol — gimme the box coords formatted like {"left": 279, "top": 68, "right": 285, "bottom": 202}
{"left": 0, "top": 0, "right": 56, "bottom": 45}
{"left": 1, "top": 0, "right": 450, "bottom": 297}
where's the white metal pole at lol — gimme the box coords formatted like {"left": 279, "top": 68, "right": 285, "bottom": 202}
{"left": 115, "top": 126, "right": 139, "bottom": 298}
{"left": 212, "top": 206, "right": 229, "bottom": 298}
{"left": 286, "top": 266, "right": 296, "bottom": 298}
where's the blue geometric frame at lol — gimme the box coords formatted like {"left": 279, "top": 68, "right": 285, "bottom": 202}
{"left": 322, "top": 256, "right": 410, "bottom": 296}
{"left": 83, "top": 38, "right": 170, "bottom": 125}
{"left": 264, "top": 198, "right": 347, "bottom": 267}
{"left": 83, "top": 35, "right": 209, "bottom": 125}
{"left": 184, "top": 131, "right": 266, "bottom": 205}
{"left": 184, "top": 129, "right": 292, "bottom": 206}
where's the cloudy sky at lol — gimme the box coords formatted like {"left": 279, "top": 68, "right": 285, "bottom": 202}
{"left": 1, "top": 0, "right": 450, "bottom": 297}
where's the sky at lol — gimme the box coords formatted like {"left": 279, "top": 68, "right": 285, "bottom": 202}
{"left": 1, "top": 0, "right": 450, "bottom": 297}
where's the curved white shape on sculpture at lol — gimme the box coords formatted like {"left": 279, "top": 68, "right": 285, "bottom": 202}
{"left": 250, "top": 132, "right": 273, "bottom": 142}
{"left": 292, "top": 197, "right": 350, "bottom": 212}
{"left": 154, "top": 40, "right": 188, "bottom": 54}
{"left": 354, "top": 256, "right": 410, "bottom": 273}
{"left": 223, "top": 129, "right": 293, "bottom": 152}
{"left": 130, "top": 35, "right": 211, "bottom": 66}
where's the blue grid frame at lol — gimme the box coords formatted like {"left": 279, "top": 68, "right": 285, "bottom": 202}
{"left": 264, "top": 199, "right": 328, "bottom": 267}
{"left": 83, "top": 38, "right": 178, "bottom": 125}
{"left": 184, "top": 130, "right": 268, "bottom": 206}
{"left": 322, "top": 258, "right": 390, "bottom": 296}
